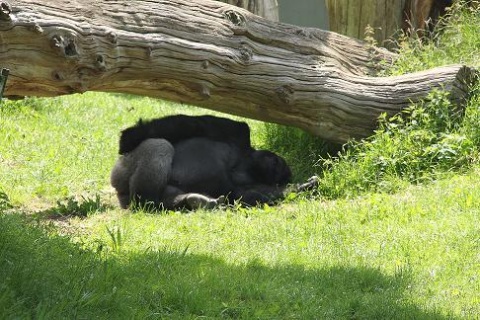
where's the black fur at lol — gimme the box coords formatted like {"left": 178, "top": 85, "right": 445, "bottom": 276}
{"left": 119, "top": 115, "right": 252, "bottom": 155}
{"left": 112, "top": 115, "right": 292, "bottom": 210}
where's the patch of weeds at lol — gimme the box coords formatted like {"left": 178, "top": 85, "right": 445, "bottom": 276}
{"left": 0, "top": 191, "right": 13, "bottom": 211}
{"left": 317, "top": 89, "right": 477, "bottom": 199}
{"left": 0, "top": 97, "right": 52, "bottom": 117}
{"left": 44, "top": 194, "right": 110, "bottom": 218}
{"left": 106, "top": 225, "right": 123, "bottom": 253}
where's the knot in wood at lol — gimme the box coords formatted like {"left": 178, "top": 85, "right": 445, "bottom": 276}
{"left": 52, "top": 71, "right": 63, "bottom": 81}
{"left": 200, "top": 84, "right": 210, "bottom": 99}
{"left": 0, "top": 2, "right": 12, "bottom": 21}
{"left": 276, "top": 85, "right": 295, "bottom": 104}
{"left": 96, "top": 54, "right": 106, "bottom": 71}
{"left": 239, "top": 44, "right": 253, "bottom": 63}
{"left": 64, "top": 39, "right": 78, "bottom": 57}
{"left": 108, "top": 31, "right": 117, "bottom": 44}
{"left": 51, "top": 35, "right": 78, "bottom": 57}
{"left": 224, "top": 10, "right": 245, "bottom": 27}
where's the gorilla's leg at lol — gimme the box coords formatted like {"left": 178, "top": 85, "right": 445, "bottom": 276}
{"left": 111, "top": 138, "right": 174, "bottom": 209}
{"left": 110, "top": 158, "right": 131, "bottom": 209}
{"left": 231, "top": 184, "right": 286, "bottom": 206}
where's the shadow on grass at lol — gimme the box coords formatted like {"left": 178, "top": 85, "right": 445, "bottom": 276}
{"left": 1, "top": 213, "right": 454, "bottom": 319}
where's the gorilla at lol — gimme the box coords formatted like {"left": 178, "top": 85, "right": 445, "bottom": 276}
{"left": 111, "top": 115, "right": 293, "bottom": 210}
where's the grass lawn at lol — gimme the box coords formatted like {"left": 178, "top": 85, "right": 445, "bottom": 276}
{"left": 1, "top": 92, "right": 478, "bottom": 319}
{"left": 1, "top": 3, "right": 480, "bottom": 319}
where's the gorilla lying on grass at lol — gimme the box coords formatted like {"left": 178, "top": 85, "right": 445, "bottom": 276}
{"left": 111, "top": 115, "right": 295, "bottom": 210}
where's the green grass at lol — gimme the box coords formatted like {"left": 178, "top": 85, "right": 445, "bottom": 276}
{"left": 1, "top": 3, "right": 480, "bottom": 319}
{"left": 2, "top": 173, "right": 479, "bottom": 319}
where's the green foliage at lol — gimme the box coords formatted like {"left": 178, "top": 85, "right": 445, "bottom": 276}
{"left": 317, "top": 89, "right": 479, "bottom": 198}
{"left": 0, "top": 214, "right": 129, "bottom": 319}
{"left": 2, "top": 171, "right": 479, "bottom": 318}
{"left": 306, "top": 2, "right": 480, "bottom": 199}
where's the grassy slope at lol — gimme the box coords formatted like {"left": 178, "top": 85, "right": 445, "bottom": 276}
{"left": 1, "top": 3, "right": 480, "bottom": 319}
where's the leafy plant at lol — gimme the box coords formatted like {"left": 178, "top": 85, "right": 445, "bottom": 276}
{"left": 317, "top": 89, "right": 478, "bottom": 199}
{"left": 51, "top": 194, "right": 108, "bottom": 218}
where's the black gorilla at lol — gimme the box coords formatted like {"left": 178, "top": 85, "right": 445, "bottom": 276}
{"left": 111, "top": 115, "right": 292, "bottom": 210}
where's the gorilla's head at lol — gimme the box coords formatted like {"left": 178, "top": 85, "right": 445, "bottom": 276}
{"left": 250, "top": 150, "right": 292, "bottom": 185}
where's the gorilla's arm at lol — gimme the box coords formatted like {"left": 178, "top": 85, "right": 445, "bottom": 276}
{"left": 230, "top": 184, "right": 287, "bottom": 206}
{"left": 119, "top": 115, "right": 252, "bottom": 154}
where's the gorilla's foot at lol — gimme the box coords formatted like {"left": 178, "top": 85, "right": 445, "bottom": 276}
{"left": 297, "top": 175, "right": 320, "bottom": 192}
{"left": 185, "top": 193, "right": 224, "bottom": 210}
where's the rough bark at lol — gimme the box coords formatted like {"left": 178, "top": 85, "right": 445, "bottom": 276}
{"left": 0, "top": 0, "right": 476, "bottom": 143}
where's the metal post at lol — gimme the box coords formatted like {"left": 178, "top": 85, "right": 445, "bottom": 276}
{"left": 0, "top": 68, "right": 10, "bottom": 100}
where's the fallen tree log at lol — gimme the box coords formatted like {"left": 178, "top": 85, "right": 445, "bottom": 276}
{"left": 0, "top": 0, "right": 477, "bottom": 143}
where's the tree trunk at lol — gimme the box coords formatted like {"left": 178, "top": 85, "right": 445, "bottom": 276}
{"left": 0, "top": 0, "right": 476, "bottom": 143}
{"left": 219, "top": 0, "right": 279, "bottom": 21}
{"left": 402, "top": 0, "right": 454, "bottom": 38}
{"left": 326, "top": 0, "right": 407, "bottom": 46}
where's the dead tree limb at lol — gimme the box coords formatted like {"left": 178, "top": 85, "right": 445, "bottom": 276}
{"left": 0, "top": 0, "right": 477, "bottom": 143}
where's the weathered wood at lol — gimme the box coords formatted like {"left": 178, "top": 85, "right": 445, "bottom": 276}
{"left": 0, "top": 0, "right": 476, "bottom": 143}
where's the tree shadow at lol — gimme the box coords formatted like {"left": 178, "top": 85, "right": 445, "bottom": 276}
{"left": 120, "top": 251, "right": 450, "bottom": 319}
{"left": 0, "top": 213, "right": 455, "bottom": 319}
